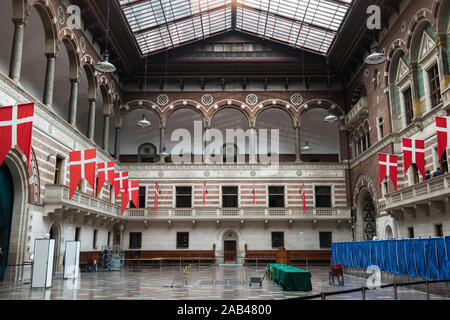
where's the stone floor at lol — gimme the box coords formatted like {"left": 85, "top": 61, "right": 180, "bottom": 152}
{"left": 0, "top": 264, "right": 449, "bottom": 300}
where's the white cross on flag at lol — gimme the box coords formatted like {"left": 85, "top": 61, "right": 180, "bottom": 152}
{"left": 114, "top": 171, "right": 129, "bottom": 201}
{"left": 0, "top": 103, "right": 34, "bottom": 167}
{"left": 378, "top": 153, "right": 398, "bottom": 190}
{"left": 69, "top": 149, "right": 97, "bottom": 199}
{"left": 97, "top": 161, "right": 115, "bottom": 194}
{"left": 120, "top": 180, "right": 139, "bottom": 215}
{"left": 436, "top": 116, "right": 450, "bottom": 161}
{"left": 402, "top": 138, "right": 426, "bottom": 180}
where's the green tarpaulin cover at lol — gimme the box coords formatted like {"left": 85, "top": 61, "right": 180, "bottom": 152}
{"left": 267, "top": 264, "right": 312, "bottom": 291}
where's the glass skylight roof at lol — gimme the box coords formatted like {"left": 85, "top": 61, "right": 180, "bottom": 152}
{"left": 117, "top": 0, "right": 353, "bottom": 55}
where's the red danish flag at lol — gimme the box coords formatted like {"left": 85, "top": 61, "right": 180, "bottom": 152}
{"left": 97, "top": 161, "right": 115, "bottom": 194}
{"left": 203, "top": 181, "right": 207, "bottom": 206}
{"left": 378, "top": 153, "right": 398, "bottom": 190}
{"left": 252, "top": 184, "right": 256, "bottom": 206}
{"left": 301, "top": 182, "right": 306, "bottom": 212}
{"left": 69, "top": 149, "right": 97, "bottom": 199}
{"left": 0, "top": 103, "right": 34, "bottom": 167}
{"left": 114, "top": 171, "right": 128, "bottom": 201}
{"left": 402, "top": 138, "right": 426, "bottom": 180}
{"left": 436, "top": 116, "right": 450, "bottom": 160}
{"left": 154, "top": 182, "right": 160, "bottom": 213}
{"left": 128, "top": 180, "right": 140, "bottom": 211}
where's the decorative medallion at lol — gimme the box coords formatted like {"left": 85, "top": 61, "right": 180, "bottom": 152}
{"left": 250, "top": 170, "right": 256, "bottom": 177}
{"left": 246, "top": 94, "right": 258, "bottom": 106}
{"left": 290, "top": 94, "right": 303, "bottom": 106}
{"left": 79, "top": 37, "right": 86, "bottom": 53}
{"left": 158, "top": 171, "right": 164, "bottom": 177}
{"left": 57, "top": 7, "right": 65, "bottom": 25}
{"left": 201, "top": 94, "right": 214, "bottom": 106}
{"left": 296, "top": 170, "right": 303, "bottom": 177}
{"left": 204, "top": 170, "right": 210, "bottom": 177}
{"left": 157, "top": 94, "right": 169, "bottom": 106}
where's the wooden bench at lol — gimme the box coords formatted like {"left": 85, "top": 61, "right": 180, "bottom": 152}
{"left": 123, "top": 246, "right": 216, "bottom": 266}
{"left": 287, "top": 250, "right": 332, "bottom": 265}
{"left": 79, "top": 251, "right": 100, "bottom": 271}
{"left": 244, "top": 246, "right": 278, "bottom": 265}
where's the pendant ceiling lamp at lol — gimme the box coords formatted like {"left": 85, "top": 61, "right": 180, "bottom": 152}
{"left": 136, "top": 114, "right": 151, "bottom": 128}
{"left": 95, "top": 0, "right": 116, "bottom": 73}
{"left": 365, "top": 47, "right": 387, "bottom": 65}
{"left": 302, "top": 142, "right": 312, "bottom": 151}
{"left": 324, "top": 109, "right": 338, "bottom": 123}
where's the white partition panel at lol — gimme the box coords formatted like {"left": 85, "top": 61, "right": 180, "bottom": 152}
{"left": 31, "top": 239, "right": 55, "bottom": 288}
{"left": 64, "top": 241, "right": 80, "bottom": 279}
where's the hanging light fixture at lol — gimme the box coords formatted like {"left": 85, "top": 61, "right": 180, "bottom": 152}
{"left": 365, "top": 0, "right": 387, "bottom": 65}
{"left": 95, "top": 0, "right": 116, "bottom": 73}
{"left": 365, "top": 47, "right": 387, "bottom": 65}
{"left": 136, "top": 114, "right": 151, "bottom": 128}
{"left": 324, "top": 109, "right": 338, "bottom": 123}
{"left": 302, "top": 142, "right": 312, "bottom": 151}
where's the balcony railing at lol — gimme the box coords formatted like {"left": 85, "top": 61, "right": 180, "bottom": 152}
{"left": 43, "top": 185, "right": 120, "bottom": 217}
{"left": 383, "top": 173, "right": 450, "bottom": 211}
{"left": 123, "top": 207, "right": 351, "bottom": 219}
{"left": 345, "top": 97, "right": 368, "bottom": 129}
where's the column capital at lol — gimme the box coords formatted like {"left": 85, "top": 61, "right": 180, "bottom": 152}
{"left": 70, "top": 78, "right": 80, "bottom": 85}
{"left": 89, "top": 98, "right": 96, "bottom": 104}
{"left": 12, "top": 18, "right": 27, "bottom": 28}
{"left": 45, "top": 52, "right": 57, "bottom": 60}
{"left": 436, "top": 34, "right": 447, "bottom": 47}
{"left": 408, "top": 63, "right": 418, "bottom": 72}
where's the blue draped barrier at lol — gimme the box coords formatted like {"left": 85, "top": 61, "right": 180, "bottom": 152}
{"left": 331, "top": 237, "right": 450, "bottom": 281}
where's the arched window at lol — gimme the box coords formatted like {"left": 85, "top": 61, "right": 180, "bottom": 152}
{"left": 138, "top": 143, "right": 157, "bottom": 163}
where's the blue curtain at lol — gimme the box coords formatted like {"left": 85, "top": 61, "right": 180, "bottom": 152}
{"left": 331, "top": 238, "right": 450, "bottom": 281}
{"left": 0, "top": 163, "right": 14, "bottom": 281}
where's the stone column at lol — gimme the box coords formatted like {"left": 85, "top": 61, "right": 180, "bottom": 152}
{"left": 409, "top": 63, "right": 422, "bottom": 117}
{"left": 114, "top": 127, "right": 121, "bottom": 160}
{"left": 159, "top": 123, "right": 166, "bottom": 163}
{"left": 68, "top": 79, "right": 79, "bottom": 125}
{"left": 42, "top": 53, "right": 56, "bottom": 106}
{"left": 102, "top": 114, "right": 110, "bottom": 152}
{"left": 295, "top": 126, "right": 301, "bottom": 163}
{"left": 436, "top": 35, "right": 450, "bottom": 89}
{"left": 9, "top": 19, "right": 26, "bottom": 81}
{"left": 249, "top": 126, "right": 257, "bottom": 164}
{"left": 87, "top": 99, "right": 96, "bottom": 140}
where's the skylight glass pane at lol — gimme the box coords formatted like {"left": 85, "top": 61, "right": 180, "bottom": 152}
{"left": 117, "top": 0, "right": 352, "bottom": 55}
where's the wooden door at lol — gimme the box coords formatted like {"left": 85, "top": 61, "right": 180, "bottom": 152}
{"left": 224, "top": 241, "right": 236, "bottom": 263}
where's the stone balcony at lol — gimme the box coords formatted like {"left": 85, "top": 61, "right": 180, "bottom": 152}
{"left": 345, "top": 97, "right": 368, "bottom": 130}
{"left": 383, "top": 173, "right": 450, "bottom": 218}
{"left": 123, "top": 207, "right": 351, "bottom": 225}
{"left": 43, "top": 185, "right": 122, "bottom": 225}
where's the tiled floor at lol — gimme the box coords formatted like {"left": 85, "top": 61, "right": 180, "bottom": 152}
{"left": 0, "top": 265, "right": 448, "bottom": 300}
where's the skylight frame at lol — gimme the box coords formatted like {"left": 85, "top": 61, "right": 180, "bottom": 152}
{"left": 116, "top": 0, "right": 353, "bottom": 56}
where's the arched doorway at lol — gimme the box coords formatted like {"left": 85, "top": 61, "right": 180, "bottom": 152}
{"left": 49, "top": 223, "right": 61, "bottom": 276}
{"left": 223, "top": 230, "right": 238, "bottom": 264}
{"left": 385, "top": 225, "right": 393, "bottom": 239}
{"left": 0, "top": 163, "right": 14, "bottom": 281}
{"left": 358, "top": 191, "right": 377, "bottom": 240}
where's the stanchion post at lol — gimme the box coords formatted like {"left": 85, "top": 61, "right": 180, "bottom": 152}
{"left": 394, "top": 283, "right": 398, "bottom": 300}
{"left": 426, "top": 279, "right": 430, "bottom": 300}
{"left": 362, "top": 287, "right": 366, "bottom": 300}
{"left": 321, "top": 292, "right": 326, "bottom": 300}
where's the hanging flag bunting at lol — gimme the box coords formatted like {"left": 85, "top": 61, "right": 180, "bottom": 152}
{"left": 128, "top": 180, "right": 140, "bottom": 211}
{"left": 0, "top": 103, "right": 34, "bottom": 167}
{"left": 378, "top": 154, "right": 398, "bottom": 190}
{"left": 301, "top": 182, "right": 306, "bottom": 212}
{"left": 252, "top": 184, "right": 256, "bottom": 206}
{"left": 436, "top": 116, "right": 450, "bottom": 160}
{"left": 203, "top": 181, "right": 207, "bottom": 206}
{"left": 69, "top": 149, "right": 97, "bottom": 199}
{"left": 154, "top": 182, "right": 160, "bottom": 213}
{"left": 114, "top": 171, "right": 129, "bottom": 201}
{"left": 120, "top": 188, "right": 129, "bottom": 216}
{"left": 402, "top": 138, "right": 426, "bottom": 180}
{"left": 97, "top": 161, "right": 115, "bottom": 194}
